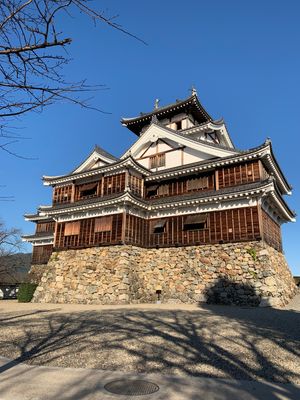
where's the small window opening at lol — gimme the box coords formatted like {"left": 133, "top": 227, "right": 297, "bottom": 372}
{"left": 152, "top": 219, "right": 166, "bottom": 234}
{"left": 184, "top": 222, "right": 206, "bottom": 231}
{"left": 147, "top": 189, "right": 157, "bottom": 197}
{"left": 149, "top": 154, "right": 165, "bottom": 169}
{"left": 183, "top": 214, "right": 207, "bottom": 231}
{"left": 80, "top": 186, "right": 97, "bottom": 198}
{"left": 175, "top": 120, "right": 182, "bottom": 130}
{"left": 146, "top": 185, "right": 159, "bottom": 198}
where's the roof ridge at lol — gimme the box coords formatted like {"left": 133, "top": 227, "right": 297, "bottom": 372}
{"left": 94, "top": 145, "right": 119, "bottom": 161}
{"left": 121, "top": 94, "right": 195, "bottom": 122}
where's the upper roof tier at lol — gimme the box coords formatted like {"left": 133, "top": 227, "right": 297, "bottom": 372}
{"left": 121, "top": 93, "right": 214, "bottom": 136}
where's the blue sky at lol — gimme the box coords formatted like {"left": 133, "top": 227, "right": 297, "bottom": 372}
{"left": 1, "top": 0, "right": 299, "bottom": 274}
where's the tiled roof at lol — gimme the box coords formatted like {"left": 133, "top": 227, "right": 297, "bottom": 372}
{"left": 94, "top": 145, "right": 119, "bottom": 162}
{"left": 121, "top": 94, "right": 212, "bottom": 135}
{"left": 22, "top": 232, "right": 54, "bottom": 239}
{"left": 40, "top": 180, "right": 268, "bottom": 212}
{"left": 148, "top": 180, "right": 270, "bottom": 205}
{"left": 36, "top": 178, "right": 295, "bottom": 220}
{"left": 39, "top": 193, "right": 121, "bottom": 212}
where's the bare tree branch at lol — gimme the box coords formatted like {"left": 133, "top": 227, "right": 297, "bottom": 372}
{"left": 0, "top": 1, "right": 146, "bottom": 156}
{"left": 0, "top": 220, "right": 22, "bottom": 257}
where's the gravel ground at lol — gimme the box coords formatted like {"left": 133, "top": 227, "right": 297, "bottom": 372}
{"left": 0, "top": 298, "right": 299, "bottom": 384}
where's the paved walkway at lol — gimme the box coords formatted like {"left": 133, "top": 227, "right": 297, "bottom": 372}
{"left": 0, "top": 294, "right": 299, "bottom": 399}
{"left": 0, "top": 356, "right": 299, "bottom": 400}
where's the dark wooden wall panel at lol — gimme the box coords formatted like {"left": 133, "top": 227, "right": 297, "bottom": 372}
{"left": 145, "top": 173, "right": 215, "bottom": 199}
{"left": 103, "top": 173, "right": 126, "bottom": 196}
{"left": 36, "top": 221, "right": 55, "bottom": 233}
{"left": 128, "top": 174, "right": 143, "bottom": 197}
{"left": 218, "top": 161, "right": 260, "bottom": 189}
{"left": 53, "top": 185, "right": 73, "bottom": 204}
{"left": 148, "top": 207, "right": 260, "bottom": 247}
{"left": 54, "top": 214, "right": 123, "bottom": 250}
{"left": 262, "top": 210, "right": 282, "bottom": 251}
{"left": 54, "top": 208, "right": 261, "bottom": 250}
{"left": 125, "top": 214, "right": 148, "bottom": 246}
{"left": 32, "top": 245, "right": 53, "bottom": 265}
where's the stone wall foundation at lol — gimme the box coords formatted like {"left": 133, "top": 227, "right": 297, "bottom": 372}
{"left": 32, "top": 242, "right": 297, "bottom": 307}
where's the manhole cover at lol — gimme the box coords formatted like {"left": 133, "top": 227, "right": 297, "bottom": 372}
{"left": 104, "top": 379, "right": 159, "bottom": 396}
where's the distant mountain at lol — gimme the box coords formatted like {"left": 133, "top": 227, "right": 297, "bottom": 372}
{"left": 0, "top": 253, "right": 32, "bottom": 284}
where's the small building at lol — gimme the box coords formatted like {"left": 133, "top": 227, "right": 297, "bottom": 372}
{"left": 0, "top": 253, "right": 31, "bottom": 299}
{"left": 23, "top": 92, "right": 297, "bottom": 306}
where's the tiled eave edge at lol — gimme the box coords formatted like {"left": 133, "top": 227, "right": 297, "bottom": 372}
{"left": 42, "top": 157, "right": 151, "bottom": 186}
{"left": 145, "top": 142, "right": 291, "bottom": 195}
{"left": 24, "top": 214, "right": 54, "bottom": 222}
{"left": 22, "top": 233, "right": 54, "bottom": 245}
{"left": 37, "top": 180, "right": 294, "bottom": 222}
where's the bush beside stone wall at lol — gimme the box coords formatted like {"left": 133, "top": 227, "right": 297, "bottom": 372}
{"left": 32, "top": 241, "right": 297, "bottom": 307}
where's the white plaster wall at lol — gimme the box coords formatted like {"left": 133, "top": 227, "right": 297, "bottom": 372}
{"left": 140, "top": 143, "right": 156, "bottom": 157}
{"left": 92, "top": 160, "right": 106, "bottom": 169}
{"left": 157, "top": 141, "right": 171, "bottom": 152}
{"left": 136, "top": 146, "right": 216, "bottom": 170}
{"left": 166, "top": 149, "right": 182, "bottom": 168}
{"left": 136, "top": 158, "right": 149, "bottom": 169}
{"left": 183, "top": 147, "right": 214, "bottom": 164}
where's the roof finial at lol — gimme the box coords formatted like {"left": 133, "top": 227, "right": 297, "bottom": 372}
{"left": 190, "top": 85, "right": 197, "bottom": 96}
{"left": 154, "top": 98, "right": 160, "bottom": 109}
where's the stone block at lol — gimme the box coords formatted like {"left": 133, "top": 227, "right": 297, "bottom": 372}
{"left": 265, "top": 277, "right": 277, "bottom": 286}
{"left": 258, "top": 249, "right": 269, "bottom": 257}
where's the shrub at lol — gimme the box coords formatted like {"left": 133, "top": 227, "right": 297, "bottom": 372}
{"left": 247, "top": 248, "right": 257, "bottom": 261}
{"left": 17, "top": 283, "right": 38, "bottom": 302}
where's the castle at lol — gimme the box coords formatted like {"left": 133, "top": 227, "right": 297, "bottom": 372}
{"left": 23, "top": 92, "right": 297, "bottom": 306}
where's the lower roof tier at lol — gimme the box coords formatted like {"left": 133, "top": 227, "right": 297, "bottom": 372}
{"left": 38, "top": 179, "right": 295, "bottom": 222}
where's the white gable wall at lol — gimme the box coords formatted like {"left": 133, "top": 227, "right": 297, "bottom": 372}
{"left": 122, "top": 123, "right": 237, "bottom": 171}
{"left": 73, "top": 149, "right": 116, "bottom": 174}
{"left": 135, "top": 141, "right": 219, "bottom": 171}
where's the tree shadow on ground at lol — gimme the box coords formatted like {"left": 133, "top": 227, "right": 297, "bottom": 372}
{"left": 203, "top": 277, "right": 261, "bottom": 306}
{"left": 0, "top": 285, "right": 299, "bottom": 399}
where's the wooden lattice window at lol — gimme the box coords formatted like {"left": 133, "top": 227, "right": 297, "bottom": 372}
{"left": 157, "top": 184, "right": 169, "bottom": 196}
{"left": 64, "top": 221, "right": 80, "bottom": 236}
{"left": 103, "top": 174, "right": 125, "bottom": 196}
{"left": 32, "top": 245, "right": 53, "bottom": 264}
{"left": 129, "top": 175, "right": 143, "bottom": 196}
{"left": 36, "top": 221, "right": 55, "bottom": 233}
{"left": 94, "top": 216, "right": 113, "bottom": 232}
{"left": 149, "top": 154, "right": 165, "bottom": 169}
{"left": 187, "top": 176, "right": 209, "bottom": 191}
{"left": 53, "top": 185, "right": 72, "bottom": 204}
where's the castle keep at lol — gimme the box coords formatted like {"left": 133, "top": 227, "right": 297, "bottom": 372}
{"left": 23, "top": 92, "right": 297, "bottom": 306}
